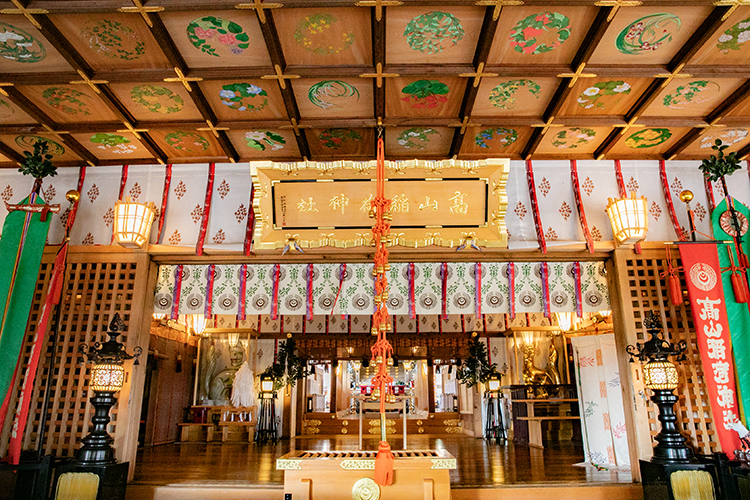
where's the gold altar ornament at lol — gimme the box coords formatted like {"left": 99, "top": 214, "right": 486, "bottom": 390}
{"left": 606, "top": 191, "right": 649, "bottom": 244}
{"left": 65, "top": 190, "right": 80, "bottom": 203}
{"left": 113, "top": 197, "right": 157, "bottom": 249}
{"left": 643, "top": 359, "right": 679, "bottom": 390}
{"left": 679, "top": 190, "right": 694, "bottom": 203}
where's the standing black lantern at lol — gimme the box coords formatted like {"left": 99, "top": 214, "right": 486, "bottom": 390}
{"left": 627, "top": 311, "right": 692, "bottom": 464}
{"left": 484, "top": 374, "right": 505, "bottom": 441}
{"left": 255, "top": 373, "right": 278, "bottom": 443}
{"left": 77, "top": 313, "right": 142, "bottom": 465}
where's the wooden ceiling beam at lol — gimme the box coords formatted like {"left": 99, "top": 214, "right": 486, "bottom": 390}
{"left": 34, "top": 15, "right": 93, "bottom": 74}
{"left": 256, "top": 10, "right": 310, "bottom": 159}
{"left": 521, "top": 6, "right": 614, "bottom": 159}
{"left": 663, "top": 79, "right": 750, "bottom": 159}
{"left": 668, "top": 6, "right": 731, "bottom": 71}
{"left": 449, "top": 7, "right": 498, "bottom": 158}
{"left": 371, "top": 5, "right": 387, "bottom": 125}
{"left": 149, "top": 13, "right": 190, "bottom": 71}
{"left": 0, "top": 141, "right": 24, "bottom": 165}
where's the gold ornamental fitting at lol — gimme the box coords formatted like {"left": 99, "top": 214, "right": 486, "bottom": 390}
{"left": 382, "top": 291, "right": 389, "bottom": 300}
{"left": 374, "top": 296, "right": 382, "bottom": 305}
{"left": 380, "top": 235, "right": 388, "bottom": 243}
{"left": 379, "top": 323, "right": 387, "bottom": 331}
{"left": 385, "top": 323, "right": 392, "bottom": 332}
{"left": 368, "top": 207, "right": 376, "bottom": 218}
{"left": 352, "top": 477, "right": 380, "bottom": 500}
{"left": 679, "top": 190, "right": 694, "bottom": 203}
{"left": 384, "top": 263, "right": 391, "bottom": 271}
{"left": 371, "top": 327, "right": 378, "bottom": 335}
{"left": 376, "top": 355, "right": 383, "bottom": 364}
{"left": 65, "top": 190, "right": 80, "bottom": 203}
{"left": 286, "top": 332, "right": 292, "bottom": 338}
{"left": 370, "top": 238, "right": 377, "bottom": 247}
{"left": 382, "top": 211, "right": 392, "bottom": 221}
{"left": 376, "top": 264, "right": 384, "bottom": 274}
{"left": 387, "top": 357, "right": 394, "bottom": 366}
{"left": 373, "top": 388, "right": 380, "bottom": 398}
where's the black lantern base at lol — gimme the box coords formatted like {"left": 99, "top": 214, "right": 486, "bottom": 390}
{"left": 484, "top": 392, "right": 505, "bottom": 441}
{"left": 53, "top": 460, "right": 129, "bottom": 500}
{"left": 650, "top": 389, "right": 694, "bottom": 465}
{"left": 255, "top": 393, "right": 278, "bottom": 444}
{"left": 77, "top": 390, "right": 118, "bottom": 466}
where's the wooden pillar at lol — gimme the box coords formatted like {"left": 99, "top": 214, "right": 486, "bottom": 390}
{"left": 427, "top": 359, "right": 435, "bottom": 414}
{"left": 330, "top": 360, "right": 338, "bottom": 413}
{"left": 295, "top": 373, "right": 306, "bottom": 435}
{"left": 610, "top": 250, "right": 649, "bottom": 482}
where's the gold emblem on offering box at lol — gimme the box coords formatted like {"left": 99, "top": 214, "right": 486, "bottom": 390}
{"left": 341, "top": 460, "right": 375, "bottom": 470}
{"left": 276, "top": 459, "right": 302, "bottom": 470}
{"left": 251, "top": 158, "right": 509, "bottom": 251}
{"left": 352, "top": 477, "right": 380, "bottom": 500}
{"left": 431, "top": 459, "right": 457, "bottom": 470}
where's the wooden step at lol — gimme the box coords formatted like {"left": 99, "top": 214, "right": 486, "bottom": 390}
{"left": 301, "top": 413, "right": 468, "bottom": 436}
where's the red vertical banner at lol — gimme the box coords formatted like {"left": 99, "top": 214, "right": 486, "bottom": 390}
{"left": 678, "top": 243, "right": 742, "bottom": 453}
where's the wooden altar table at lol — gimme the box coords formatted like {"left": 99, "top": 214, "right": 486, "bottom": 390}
{"left": 354, "top": 395, "right": 414, "bottom": 450}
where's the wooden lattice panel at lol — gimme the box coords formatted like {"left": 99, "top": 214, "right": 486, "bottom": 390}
{"left": 0, "top": 250, "right": 152, "bottom": 465}
{"left": 622, "top": 249, "right": 719, "bottom": 455}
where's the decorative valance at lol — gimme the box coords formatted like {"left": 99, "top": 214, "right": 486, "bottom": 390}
{"left": 153, "top": 261, "right": 609, "bottom": 317}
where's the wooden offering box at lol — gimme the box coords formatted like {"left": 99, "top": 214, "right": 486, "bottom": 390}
{"left": 277, "top": 449, "right": 456, "bottom": 500}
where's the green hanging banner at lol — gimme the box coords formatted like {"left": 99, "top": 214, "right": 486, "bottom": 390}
{"left": 712, "top": 197, "right": 750, "bottom": 424}
{"left": 0, "top": 193, "right": 52, "bottom": 406}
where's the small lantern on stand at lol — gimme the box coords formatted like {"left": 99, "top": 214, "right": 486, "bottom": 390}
{"left": 627, "top": 311, "right": 690, "bottom": 464}
{"left": 606, "top": 191, "right": 649, "bottom": 244}
{"left": 53, "top": 314, "right": 141, "bottom": 500}
{"left": 484, "top": 373, "right": 505, "bottom": 442}
{"left": 255, "top": 373, "right": 278, "bottom": 443}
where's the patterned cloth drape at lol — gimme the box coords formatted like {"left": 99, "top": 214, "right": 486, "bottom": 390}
{"left": 571, "top": 334, "right": 631, "bottom": 469}
{"left": 153, "top": 261, "right": 609, "bottom": 316}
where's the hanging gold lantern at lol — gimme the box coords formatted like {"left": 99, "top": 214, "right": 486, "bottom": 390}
{"left": 605, "top": 192, "right": 649, "bottom": 244}
{"left": 113, "top": 197, "right": 157, "bottom": 249}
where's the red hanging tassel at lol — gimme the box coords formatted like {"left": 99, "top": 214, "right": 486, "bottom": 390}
{"left": 660, "top": 247, "right": 682, "bottom": 306}
{"left": 668, "top": 274, "right": 682, "bottom": 306}
{"left": 731, "top": 272, "right": 749, "bottom": 304}
{"left": 374, "top": 440, "right": 395, "bottom": 485}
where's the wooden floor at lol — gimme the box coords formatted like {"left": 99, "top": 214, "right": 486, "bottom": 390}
{"left": 131, "top": 436, "right": 634, "bottom": 488}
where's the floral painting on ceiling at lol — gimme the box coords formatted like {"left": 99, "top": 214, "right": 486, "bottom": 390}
{"left": 400, "top": 80, "right": 449, "bottom": 109}
{"left": 699, "top": 128, "right": 748, "bottom": 149}
{"left": 0, "top": 22, "right": 45, "bottom": 63}
{"left": 15, "top": 135, "right": 65, "bottom": 156}
{"left": 245, "top": 131, "right": 286, "bottom": 151}
{"left": 509, "top": 12, "right": 571, "bottom": 55}
{"left": 577, "top": 81, "right": 631, "bottom": 110}
{"left": 662, "top": 81, "right": 720, "bottom": 109}
{"left": 131, "top": 85, "right": 184, "bottom": 114}
{"left": 294, "top": 14, "right": 354, "bottom": 55}
{"left": 616, "top": 13, "right": 681, "bottom": 55}
{"left": 625, "top": 128, "right": 672, "bottom": 148}
{"left": 717, "top": 17, "right": 750, "bottom": 54}
{"left": 0, "top": 99, "right": 12, "bottom": 118}
{"left": 550, "top": 128, "right": 596, "bottom": 149}
{"left": 475, "top": 128, "right": 518, "bottom": 149}
{"left": 90, "top": 133, "right": 137, "bottom": 154}
{"left": 397, "top": 128, "right": 439, "bottom": 149}
{"left": 489, "top": 80, "right": 541, "bottom": 109}
{"left": 42, "top": 87, "right": 91, "bottom": 115}
{"left": 165, "top": 131, "right": 210, "bottom": 152}
{"left": 308, "top": 80, "right": 360, "bottom": 109}
{"left": 80, "top": 20, "right": 145, "bottom": 60}
{"left": 187, "top": 16, "right": 250, "bottom": 57}
{"left": 219, "top": 83, "right": 268, "bottom": 112}
{"left": 404, "top": 12, "right": 464, "bottom": 54}
{"left": 319, "top": 129, "right": 361, "bottom": 149}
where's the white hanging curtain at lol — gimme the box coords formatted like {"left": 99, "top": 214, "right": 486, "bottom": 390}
{"left": 571, "top": 334, "right": 631, "bottom": 469}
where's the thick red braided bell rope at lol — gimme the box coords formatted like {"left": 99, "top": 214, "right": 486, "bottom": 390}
{"left": 370, "top": 134, "right": 395, "bottom": 486}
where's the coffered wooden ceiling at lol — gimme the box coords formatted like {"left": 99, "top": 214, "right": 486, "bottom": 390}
{"left": 1, "top": 0, "right": 750, "bottom": 167}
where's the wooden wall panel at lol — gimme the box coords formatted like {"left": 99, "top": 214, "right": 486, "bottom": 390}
{"left": 0, "top": 249, "right": 152, "bottom": 479}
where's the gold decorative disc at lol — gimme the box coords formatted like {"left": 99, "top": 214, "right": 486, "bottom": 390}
{"left": 352, "top": 477, "right": 380, "bottom": 500}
